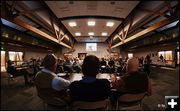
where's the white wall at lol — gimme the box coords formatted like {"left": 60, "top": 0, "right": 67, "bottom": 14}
{"left": 75, "top": 43, "right": 109, "bottom": 58}
{"left": 119, "top": 43, "right": 176, "bottom": 59}
{"left": 24, "top": 51, "right": 47, "bottom": 61}
{"left": 62, "top": 42, "right": 120, "bottom": 58}
{"left": 24, "top": 50, "right": 63, "bottom": 60}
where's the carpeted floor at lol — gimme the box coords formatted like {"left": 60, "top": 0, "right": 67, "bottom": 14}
{"left": 1, "top": 66, "right": 179, "bottom": 110}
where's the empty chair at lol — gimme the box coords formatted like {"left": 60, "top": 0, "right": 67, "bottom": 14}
{"left": 116, "top": 92, "right": 147, "bottom": 110}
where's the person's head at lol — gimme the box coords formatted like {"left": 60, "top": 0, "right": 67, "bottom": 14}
{"left": 42, "top": 54, "right": 57, "bottom": 72}
{"left": 101, "top": 58, "right": 105, "bottom": 61}
{"left": 82, "top": 55, "right": 100, "bottom": 77}
{"left": 7, "top": 60, "right": 12, "bottom": 66}
{"left": 126, "top": 57, "right": 139, "bottom": 73}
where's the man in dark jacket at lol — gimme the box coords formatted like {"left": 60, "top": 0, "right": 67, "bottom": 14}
{"left": 69, "top": 55, "right": 111, "bottom": 102}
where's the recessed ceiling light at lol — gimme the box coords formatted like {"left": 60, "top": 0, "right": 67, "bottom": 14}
{"left": 88, "top": 21, "right": 96, "bottom": 26}
{"left": 88, "top": 32, "right": 94, "bottom": 36}
{"left": 101, "top": 32, "right": 107, "bottom": 36}
{"left": 106, "top": 22, "right": 114, "bottom": 27}
{"left": 75, "top": 32, "right": 81, "bottom": 36}
{"left": 69, "top": 21, "right": 77, "bottom": 27}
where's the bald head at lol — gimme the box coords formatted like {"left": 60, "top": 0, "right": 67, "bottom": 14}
{"left": 126, "top": 57, "right": 139, "bottom": 73}
{"left": 43, "top": 54, "right": 57, "bottom": 72}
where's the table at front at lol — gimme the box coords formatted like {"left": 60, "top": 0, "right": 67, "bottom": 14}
{"left": 57, "top": 73, "right": 112, "bottom": 82}
{"left": 57, "top": 73, "right": 120, "bottom": 91}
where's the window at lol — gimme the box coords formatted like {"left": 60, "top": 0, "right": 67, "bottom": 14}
{"left": 1, "top": 51, "right": 6, "bottom": 72}
{"left": 158, "top": 51, "right": 172, "bottom": 60}
{"left": 8, "top": 51, "right": 24, "bottom": 65}
{"left": 177, "top": 52, "right": 179, "bottom": 64}
{"left": 86, "top": 43, "right": 97, "bottom": 51}
{"left": 16, "top": 52, "right": 23, "bottom": 65}
{"left": 128, "top": 53, "right": 133, "bottom": 59}
{"left": 164, "top": 51, "right": 172, "bottom": 61}
{"left": 9, "top": 51, "right": 16, "bottom": 61}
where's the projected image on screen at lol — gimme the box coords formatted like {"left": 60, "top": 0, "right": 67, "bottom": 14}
{"left": 86, "top": 43, "right": 97, "bottom": 51}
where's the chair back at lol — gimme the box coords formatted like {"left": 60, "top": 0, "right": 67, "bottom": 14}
{"left": 36, "top": 88, "right": 68, "bottom": 107}
{"left": 118, "top": 92, "right": 147, "bottom": 102}
{"left": 116, "top": 92, "right": 147, "bottom": 110}
{"left": 72, "top": 99, "right": 109, "bottom": 110}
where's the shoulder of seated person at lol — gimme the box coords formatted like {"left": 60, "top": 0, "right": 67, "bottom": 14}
{"left": 96, "top": 79, "right": 110, "bottom": 83}
{"left": 70, "top": 81, "right": 79, "bottom": 85}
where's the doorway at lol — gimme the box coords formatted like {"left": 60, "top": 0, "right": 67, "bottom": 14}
{"left": 1, "top": 51, "right": 6, "bottom": 72}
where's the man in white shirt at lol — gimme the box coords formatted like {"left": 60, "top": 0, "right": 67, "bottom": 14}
{"left": 34, "top": 54, "right": 71, "bottom": 106}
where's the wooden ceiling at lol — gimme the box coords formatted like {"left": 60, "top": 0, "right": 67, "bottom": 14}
{"left": 1, "top": 1, "right": 179, "bottom": 49}
{"left": 45, "top": 1, "right": 139, "bottom": 42}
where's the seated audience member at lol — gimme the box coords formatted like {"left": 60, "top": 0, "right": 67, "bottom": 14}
{"left": 73, "top": 58, "right": 81, "bottom": 73}
{"left": 63, "top": 58, "right": 74, "bottom": 73}
{"left": 34, "top": 54, "right": 71, "bottom": 105}
{"left": 56, "top": 58, "right": 64, "bottom": 73}
{"left": 107, "top": 58, "right": 115, "bottom": 73}
{"left": 110, "top": 57, "right": 152, "bottom": 103}
{"left": 7, "top": 60, "right": 15, "bottom": 76}
{"left": 69, "top": 55, "right": 111, "bottom": 102}
{"left": 143, "top": 55, "right": 151, "bottom": 75}
{"left": 100, "top": 58, "right": 107, "bottom": 73}
{"left": 7, "top": 59, "right": 31, "bottom": 85}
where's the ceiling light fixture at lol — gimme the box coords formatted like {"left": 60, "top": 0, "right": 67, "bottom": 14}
{"left": 88, "top": 21, "right": 96, "bottom": 26}
{"left": 88, "top": 32, "right": 94, "bottom": 36}
{"left": 106, "top": 22, "right": 114, "bottom": 27}
{"left": 69, "top": 21, "right": 77, "bottom": 27}
{"left": 101, "top": 32, "right": 108, "bottom": 36}
{"left": 75, "top": 32, "right": 81, "bottom": 36}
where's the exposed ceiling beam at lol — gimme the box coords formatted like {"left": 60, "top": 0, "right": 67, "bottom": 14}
{"left": 137, "top": 8, "right": 171, "bottom": 18}
{"left": 60, "top": 34, "right": 67, "bottom": 41}
{"left": 59, "top": 41, "right": 72, "bottom": 49}
{"left": 69, "top": 36, "right": 74, "bottom": 48}
{"left": 111, "top": 18, "right": 177, "bottom": 48}
{"left": 42, "top": 0, "right": 76, "bottom": 46}
{"left": 16, "top": 2, "right": 55, "bottom": 34}
{"left": 123, "top": 16, "right": 134, "bottom": 40}
{"left": 11, "top": 1, "right": 17, "bottom": 12}
{"left": 50, "top": 15, "right": 59, "bottom": 39}
{"left": 164, "top": 1, "right": 174, "bottom": 16}
{"left": 107, "top": 1, "right": 142, "bottom": 44}
{"left": 18, "top": 7, "right": 47, "bottom": 15}
{"left": 127, "top": 2, "right": 166, "bottom": 35}
{"left": 117, "top": 34, "right": 123, "bottom": 41}
{"left": 2, "top": 16, "right": 72, "bottom": 49}
{"left": 59, "top": 15, "right": 124, "bottom": 21}
{"left": 107, "top": 37, "right": 113, "bottom": 47}
{"left": 50, "top": 14, "right": 74, "bottom": 48}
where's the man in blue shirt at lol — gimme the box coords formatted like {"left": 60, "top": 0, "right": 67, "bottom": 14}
{"left": 34, "top": 54, "right": 71, "bottom": 106}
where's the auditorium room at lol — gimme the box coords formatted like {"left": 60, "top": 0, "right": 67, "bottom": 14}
{"left": 1, "top": 1, "right": 179, "bottom": 110}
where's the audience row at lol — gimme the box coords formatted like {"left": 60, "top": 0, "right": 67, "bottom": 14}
{"left": 34, "top": 54, "right": 152, "bottom": 108}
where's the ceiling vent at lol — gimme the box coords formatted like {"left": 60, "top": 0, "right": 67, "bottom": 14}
{"left": 59, "top": 6, "right": 70, "bottom": 12}
{"left": 69, "top": 1, "right": 74, "bottom": 4}
{"left": 110, "top": 1, "right": 115, "bottom": 5}
{"left": 87, "top": 2, "right": 97, "bottom": 10}
{"left": 114, "top": 7, "right": 124, "bottom": 12}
